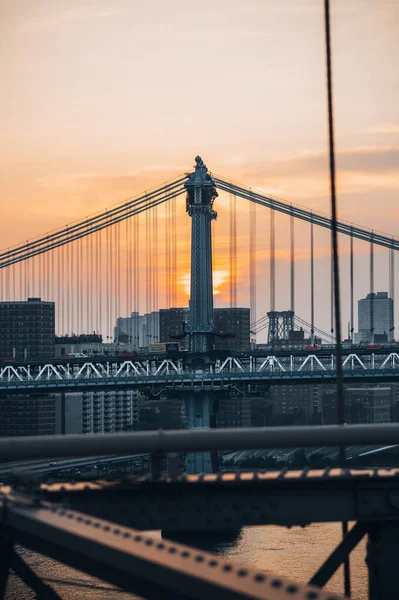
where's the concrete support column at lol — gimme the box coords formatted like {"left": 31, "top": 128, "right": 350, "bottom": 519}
{"left": 184, "top": 391, "right": 213, "bottom": 474}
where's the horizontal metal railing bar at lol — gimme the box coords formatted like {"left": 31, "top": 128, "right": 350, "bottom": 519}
{"left": 1, "top": 424, "right": 399, "bottom": 461}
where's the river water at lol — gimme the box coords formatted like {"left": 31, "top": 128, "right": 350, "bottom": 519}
{"left": 5, "top": 523, "right": 368, "bottom": 599}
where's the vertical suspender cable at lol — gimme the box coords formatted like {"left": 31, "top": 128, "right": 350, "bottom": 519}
{"left": 19, "top": 261, "right": 22, "bottom": 301}
{"left": 95, "top": 231, "right": 99, "bottom": 334}
{"left": 45, "top": 249, "right": 49, "bottom": 301}
{"left": 5, "top": 262, "right": 9, "bottom": 301}
{"left": 270, "top": 208, "right": 275, "bottom": 313}
{"left": 290, "top": 208, "right": 295, "bottom": 314}
{"left": 106, "top": 219, "right": 110, "bottom": 342}
{"left": 37, "top": 252, "right": 41, "bottom": 299}
{"left": 330, "top": 243, "right": 334, "bottom": 339}
{"left": 249, "top": 201, "right": 256, "bottom": 341}
{"left": 23, "top": 252, "right": 27, "bottom": 300}
{"left": 390, "top": 243, "right": 395, "bottom": 341}
{"left": 134, "top": 214, "right": 139, "bottom": 344}
{"left": 60, "top": 248, "right": 64, "bottom": 335}
{"left": 229, "top": 194, "right": 238, "bottom": 308}
{"left": 233, "top": 194, "right": 237, "bottom": 307}
{"left": 145, "top": 209, "right": 151, "bottom": 345}
{"left": 38, "top": 252, "right": 42, "bottom": 299}
{"left": 73, "top": 241, "right": 77, "bottom": 335}
{"left": 71, "top": 241, "right": 75, "bottom": 335}
{"left": 88, "top": 230, "right": 92, "bottom": 334}
{"left": 229, "top": 194, "right": 233, "bottom": 308}
{"left": 97, "top": 230, "right": 102, "bottom": 337}
{"left": 116, "top": 222, "right": 121, "bottom": 334}
{"left": 11, "top": 263, "right": 15, "bottom": 301}
{"left": 51, "top": 249, "right": 54, "bottom": 304}
{"left": 370, "top": 234, "right": 374, "bottom": 344}
{"left": 76, "top": 239, "right": 80, "bottom": 335}
{"left": 310, "top": 216, "right": 314, "bottom": 346}
{"left": 324, "top": 1, "right": 349, "bottom": 596}
{"left": 110, "top": 224, "right": 115, "bottom": 341}
{"left": 126, "top": 210, "right": 130, "bottom": 317}
{"left": 153, "top": 205, "right": 158, "bottom": 318}
{"left": 125, "top": 214, "right": 130, "bottom": 345}
{"left": 172, "top": 196, "right": 177, "bottom": 307}
{"left": 30, "top": 257, "right": 34, "bottom": 299}
{"left": 212, "top": 197, "right": 217, "bottom": 308}
{"left": 350, "top": 229, "right": 354, "bottom": 343}
{"left": 80, "top": 236, "right": 83, "bottom": 334}
{"left": 165, "top": 198, "right": 171, "bottom": 308}
{"left": 66, "top": 242, "right": 70, "bottom": 335}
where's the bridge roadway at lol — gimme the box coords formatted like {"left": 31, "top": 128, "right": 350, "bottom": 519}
{"left": 0, "top": 454, "right": 149, "bottom": 482}
{"left": 1, "top": 348, "right": 399, "bottom": 393}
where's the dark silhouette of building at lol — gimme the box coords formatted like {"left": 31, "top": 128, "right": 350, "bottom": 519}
{"left": 0, "top": 297, "right": 55, "bottom": 360}
{"left": 0, "top": 394, "right": 56, "bottom": 436}
{"left": 159, "top": 308, "right": 189, "bottom": 350}
{"left": 217, "top": 390, "right": 251, "bottom": 428}
{"left": 321, "top": 384, "right": 393, "bottom": 424}
{"left": 214, "top": 308, "right": 250, "bottom": 353}
{"left": 269, "top": 384, "right": 314, "bottom": 419}
{"left": 139, "top": 397, "right": 187, "bottom": 430}
{"left": 346, "top": 387, "right": 391, "bottom": 423}
{"left": 55, "top": 334, "right": 102, "bottom": 345}
{"left": 158, "top": 306, "right": 250, "bottom": 353}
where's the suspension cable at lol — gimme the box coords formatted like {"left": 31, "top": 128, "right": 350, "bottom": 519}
{"left": 0, "top": 182, "right": 186, "bottom": 269}
{"left": 213, "top": 177, "right": 399, "bottom": 251}
{"left": 325, "top": 1, "right": 350, "bottom": 596}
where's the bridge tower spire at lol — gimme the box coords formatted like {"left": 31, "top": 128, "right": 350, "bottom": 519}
{"left": 185, "top": 156, "right": 218, "bottom": 353}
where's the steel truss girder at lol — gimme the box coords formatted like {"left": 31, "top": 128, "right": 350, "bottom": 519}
{"left": 0, "top": 351, "right": 398, "bottom": 385}
{"left": 42, "top": 468, "right": 399, "bottom": 532}
{"left": 0, "top": 494, "right": 343, "bottom": 600}
{"left": 1, "top": 368, "right": 399, "bottom": 394}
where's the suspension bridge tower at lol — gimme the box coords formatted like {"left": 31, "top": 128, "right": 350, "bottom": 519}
{"left": 185, "top": 156, "right": 218, "bottom": 353}
{"left": 183, "top": 157, "right": 218, "bottom": 473}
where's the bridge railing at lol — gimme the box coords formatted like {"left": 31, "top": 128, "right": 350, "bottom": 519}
{"left": 0, "top": 423, "right": 399, "bottom": 462}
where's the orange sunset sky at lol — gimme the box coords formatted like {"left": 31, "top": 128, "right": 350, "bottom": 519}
{"left": 1, "top": 0, "right": 398, "bottom": 339}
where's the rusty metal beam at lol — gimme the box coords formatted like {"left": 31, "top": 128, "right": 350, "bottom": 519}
{"left": 0, "top": 495, "right": 344, "bottom": 600}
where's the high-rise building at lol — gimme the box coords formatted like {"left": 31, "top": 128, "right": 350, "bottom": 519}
{"left": 114, "top": 311, "right": 159, "bottom": 351}
{"left": 115, "top": 307, "right": 250, "bottom": 353}
{"left": 0, "top": 394, "right": 56, "bottom": 436}
{"left": 321, "top": 384, "right": 394, "bottom": 425}
{"left": 269, "top": 384, "right": 314, "bottom": 419}
{"left": 217, "top": 391, "right": 251, "bottom": 428}
{"left": 0, "top": 297, "right": 55, "bottom": 360}
{"left": 214, "top": 308, "right": 250, "bottom": 353}
{"left": 159, "top": 308, "right": 189, "bottom": 350}
{"left": 346, "top": 387, "right": 391, "bottom": 423}
{"left": 357, "top": 292, "right": 394, "bottom": 343}
{"left": 60, "top": 390, "right": 140, "bottom": 435}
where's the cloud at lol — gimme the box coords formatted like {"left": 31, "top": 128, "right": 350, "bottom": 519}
{"left": 20, "top": 7, "right": 126, "bottom": 33}
{"left": 248, "top": 146, "right": 399, "bottom": 179}
{"left": 367, "top": 124, "right": 399, "bottom": 135}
